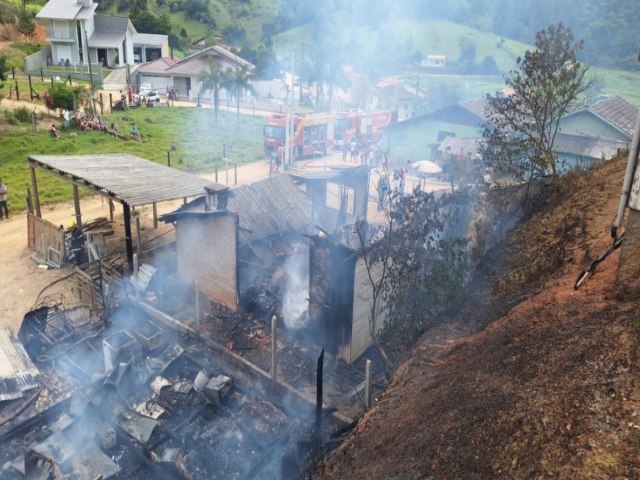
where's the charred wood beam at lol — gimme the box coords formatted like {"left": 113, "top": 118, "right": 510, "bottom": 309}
{"left": 314, "top": 349, "right": 324, "bottom": 458}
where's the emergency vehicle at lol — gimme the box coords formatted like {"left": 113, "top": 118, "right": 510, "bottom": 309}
{"left": 333, "top": 111, "right": 392, "bottom": 150}
{"left": 263, "top": 113, "right": 335, "bottom": 161}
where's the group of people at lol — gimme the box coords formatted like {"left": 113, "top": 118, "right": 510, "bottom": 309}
{"left": 48, "top": 108, "right": 142, "bottom": 141}
{"left": 342, "top": 136, "right": 388, "bottom": 167}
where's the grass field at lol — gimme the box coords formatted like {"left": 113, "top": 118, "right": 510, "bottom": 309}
{"left": 0, "top": 107, "right": 266, "bottom": 214}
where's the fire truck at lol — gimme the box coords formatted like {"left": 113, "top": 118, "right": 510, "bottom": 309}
{"left": 333, "top": 111, "right": 392, "bottom": 150}
{"left": 263, "top": 113, "right": 335, "bottom": 161}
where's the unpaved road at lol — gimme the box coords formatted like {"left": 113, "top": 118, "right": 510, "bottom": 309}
{"left": 0, "top": 153, "right": 448, "bottom": 332}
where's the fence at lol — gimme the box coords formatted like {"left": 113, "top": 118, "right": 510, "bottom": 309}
{"left": 24, "top": 50, "right": 104, "bottom": 84}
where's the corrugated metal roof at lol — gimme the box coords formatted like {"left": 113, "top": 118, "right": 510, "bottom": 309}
{"left": 0, "top": 328, "right": 40, "bottom": 402}
{"left": 28, "top": 154, "right": 218, "bottom": 207}
{"left": 164, "top": 175, "right": 312, "bottom": 244}
{"left": 228, "top": 175, "right": 312, "bottom": 243}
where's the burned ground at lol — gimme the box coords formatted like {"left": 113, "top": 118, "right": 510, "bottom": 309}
{"left": 319, "top": 156, "right": 640, "bottom": 479}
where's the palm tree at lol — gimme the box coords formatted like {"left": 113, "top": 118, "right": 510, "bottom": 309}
{"left": 197, "top": 58, "right": 224, "bottom": 122}
{"left": 225, "top": 65, "right": 255, "bottom": 123}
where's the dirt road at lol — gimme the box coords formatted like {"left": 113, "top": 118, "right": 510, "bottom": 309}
{"left": 0, "top": 153, "right": 448, "bottom": 333}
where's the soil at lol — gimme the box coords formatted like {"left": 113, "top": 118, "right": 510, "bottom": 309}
{"left": 318, "top": 156, "right": 640, "bottom": 479}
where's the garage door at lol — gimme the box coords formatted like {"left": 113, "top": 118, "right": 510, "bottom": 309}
{"left": 138, "top": 74, "right": 173, "bottom": 93}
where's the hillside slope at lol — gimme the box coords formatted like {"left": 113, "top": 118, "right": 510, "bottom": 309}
{"left": 319, "top": 156, "right": 640, "bottom": 479}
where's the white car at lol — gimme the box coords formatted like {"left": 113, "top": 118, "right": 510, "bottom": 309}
{"left": 143, "top": 90, "right": 161, "bottom": 103}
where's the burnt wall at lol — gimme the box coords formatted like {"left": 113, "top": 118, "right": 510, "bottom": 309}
{"left": 176, "top": 213, "right": 238, "bottom": 310}
{"left": 309, "top": 236, "right": 356, "bottom": 357}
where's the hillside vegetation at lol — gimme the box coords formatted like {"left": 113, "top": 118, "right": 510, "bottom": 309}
{"left": 319, "top": 156, "right": 640, "bottom": 479}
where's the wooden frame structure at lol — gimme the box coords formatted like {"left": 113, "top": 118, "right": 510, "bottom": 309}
{"left": 28, "top": 153, "right": 219, "bottom": 271}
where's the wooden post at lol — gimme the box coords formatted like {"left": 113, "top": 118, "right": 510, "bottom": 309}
{"left": 50, "top": 78, "right": 53, "bottom": 86}
{"left": 29, "top": 75, "right": 33, "bottom": 101}
{"left": 314, "top": 349, "right": 325, "bottom": 457}
{"left": 195, "top": 281, "right": 200, "bottom": 333}
{"left": 108, "top": 199, "right": 114, "bottom": 221}
{"left": 15, "top": 81, "right": 19, "bottom": 100}
{"left": 73, "top": 184, "right": 82, "bottom": 230}
{"left": 167, "top": 151, "right": 171, "bottom": 167}
{"left": 183, "top": 197, "right": 187, "bottom": 205}
{"left": 152, "top": 202, "right": 158, "bottom": 229}
{"left": 109, "top": 93, "right": 113, "bottom": 112}
{"left": 133, "top": 252, "right": 140, "bottom": 300}
{"left": 26, "top": 188, "right": 33, "bottom": 214}
{"left": 31, "top": 112, "right": 36, "bottom": 133}
{"left": 29, "top": 166, "right": 41, "bottom": 218}
{"left": 271, "top": 315, "right": 278, "bottom": 381}
{"left": 135, "top": 214, "right": 141, "bottom": 257}
{"left": 123, "top": 203, "right": 134, "bottom": 273}
{"left": 365, "top": 358, "right": 372, "bottom": 409}
{"left": 12, "top": 67, "right": 15, "bottom": 79}
{"left": 40, "top": 69, "right": 44, "bottom": 82}
{"left": 99, "top": 93, "right": 104, "bottom": 115}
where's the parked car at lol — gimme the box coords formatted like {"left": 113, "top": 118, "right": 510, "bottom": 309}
{"left": 144, "top": 90, "right": 161, "bottom": 103}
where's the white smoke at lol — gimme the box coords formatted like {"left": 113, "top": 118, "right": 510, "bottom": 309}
{"left": 282, "top": 242, "right": 310, "bottom": 329}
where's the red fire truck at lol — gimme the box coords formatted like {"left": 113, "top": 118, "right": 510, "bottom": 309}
{"left": 333, "top": 111, "right": 392, "bottom": 150}
{"left": 263, "top": 113, "right": 335, "bottom": 161}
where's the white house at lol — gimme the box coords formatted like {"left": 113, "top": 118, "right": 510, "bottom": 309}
{"left": 135, "top": 45, "right": 254, "bottom": 99}
{"left": 36, "top": 0, "right": 167, "bottom": 68}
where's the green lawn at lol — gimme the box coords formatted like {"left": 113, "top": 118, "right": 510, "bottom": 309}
{"left": 0, "top": 107, "right": 266, "bottom": 215}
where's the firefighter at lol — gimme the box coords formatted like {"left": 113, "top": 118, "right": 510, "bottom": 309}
{"left": 70, "top": 222, "right": 84, "bottom": 266}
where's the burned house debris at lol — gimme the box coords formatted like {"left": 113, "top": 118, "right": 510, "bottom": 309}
{"left": 2, "top": 297, "right": 353, "bottom": 479}
{"left": 1, "top": 156, "right": 390, "bottom": 479}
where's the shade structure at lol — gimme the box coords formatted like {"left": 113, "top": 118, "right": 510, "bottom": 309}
{"left": 411, "top": 160, "right": 442, "bottom": 174}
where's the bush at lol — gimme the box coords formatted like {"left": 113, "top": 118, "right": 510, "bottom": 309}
{"left": 2, "top": 106, "right": 34, "bottom": 125}
{"left": 10, "top": 42, "right": 40, "bottom": 55}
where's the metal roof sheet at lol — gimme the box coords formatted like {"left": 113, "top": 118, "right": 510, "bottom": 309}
{"left": 164, "top": 175, "right": 312, "bottom": 244}
{"left": 554, "top": 132, "right": 627, "bottom": 160}
{"left": 28, "top": 153, "right": 218, "bottom": 207}
{"left": 88, "top": 31, "right": 125, "bottom": 48}
{"left": 0, "top": 328, "right": 40, "bottom": 402}
{"left": 229, "top": 175, "right": 312, "bottom": 243}
{"left": 36, "top": 0, "right": 97, "bottom": 19}
{"left": 133, "top": 32, "right": 168, "bottom": 46}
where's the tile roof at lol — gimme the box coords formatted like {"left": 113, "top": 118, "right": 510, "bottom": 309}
{"left": 0, "top": 328, "right": 40, "bottom": 402}
{"left": 589, "top": 95, "right": 638, "bottom": 137}
{"left": 136, "top": 57, "right": 177, "bottom": 74}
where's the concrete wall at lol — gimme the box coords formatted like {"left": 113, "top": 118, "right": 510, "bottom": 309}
{"left": 176, "top": 213, "right": 238, "bottom": 310}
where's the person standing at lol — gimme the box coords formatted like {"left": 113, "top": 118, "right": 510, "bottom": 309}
{"left": 62, "top": 109, "right": 70, "bottom": 131}
{"left": 0, "top": 179, "right": 8, "bottom": 220}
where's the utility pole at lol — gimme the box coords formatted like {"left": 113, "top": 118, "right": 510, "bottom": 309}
{"left": 86, "top": 29, "right": 97, "bottom": 114}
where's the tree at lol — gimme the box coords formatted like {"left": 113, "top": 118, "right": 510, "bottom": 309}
{"left": 17, "top": 8, "right": 36, "bottom": 37}
{"left": 224, "top": 65, "right": 255, "bottom": 123}
{"left": 197, "top": 58, "right": 225, "bottom": 122}
{"left": 0, "top": 54, "right": 7, "bottom": 84}
{"left": 482, "top": 23, "right": 595, "bottom": 181}
{"left": 355, "top": 167, "right": 469, "bottom": 368}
